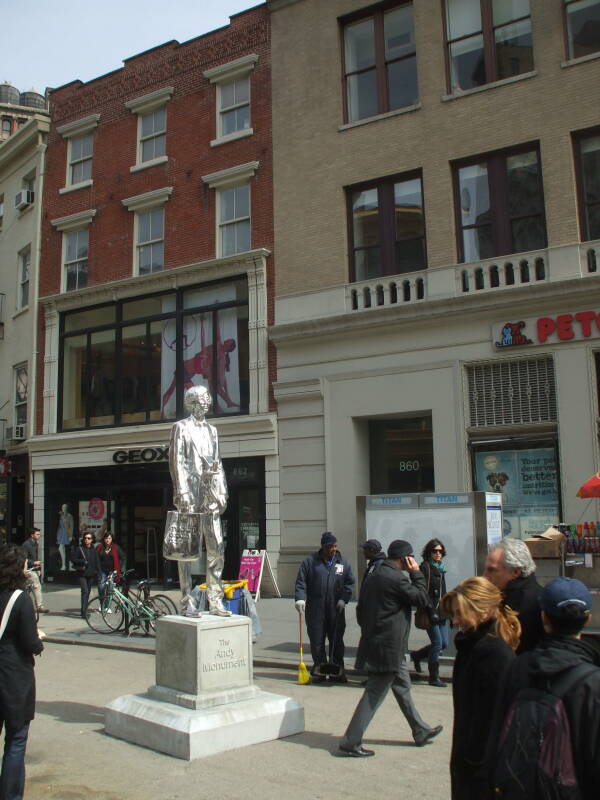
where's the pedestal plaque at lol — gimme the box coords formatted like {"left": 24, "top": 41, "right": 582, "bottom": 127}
{"left": 105, "top": 614, "right": 304, "bottom": 760}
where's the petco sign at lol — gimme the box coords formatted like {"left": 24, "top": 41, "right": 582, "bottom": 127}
{"left": 492, "top": 309, "right": 600, "bottom": 350}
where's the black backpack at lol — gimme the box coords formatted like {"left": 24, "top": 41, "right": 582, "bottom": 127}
{"left": 492, "top": 662, "right": 598, "bottom": 799}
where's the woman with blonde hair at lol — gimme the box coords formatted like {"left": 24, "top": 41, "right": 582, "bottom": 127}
{"left": 441, "top": 576, "right": 521, "bottom": 800}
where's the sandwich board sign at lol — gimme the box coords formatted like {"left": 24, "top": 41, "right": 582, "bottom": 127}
{"left": 238, "top": 549, "right": 281, "bottom": 601}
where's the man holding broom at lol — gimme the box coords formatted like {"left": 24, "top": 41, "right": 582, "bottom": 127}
{"left": 295, "top": 532, "right": 355, "bottom": 683}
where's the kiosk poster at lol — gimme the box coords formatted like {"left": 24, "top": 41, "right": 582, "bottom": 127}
{"left": 475, "top": 449, "right": 559, "bottom": 538}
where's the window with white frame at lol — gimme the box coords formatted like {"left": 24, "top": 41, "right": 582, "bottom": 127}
{"left": 57, "top": 114, "right": 100, "bottom": 192}
{"left": 219, "top": 78, "right": 251, "bottom": 138}
{"left": 64, "top": 229, "right": 89, "bottom": 291}
{"left": 14, "top": 364, "right": 27, "bottom": 427}
{"left": 125, "top": 87, "right": 173, "bottom": 170}
{"left": 69, "top": 134, "right": 93, "bottom": 185}
{"left": 18, "top": 246, "right": 30, "bottom": 309}
{"left": 202, "top": 162, "right": 258, "bottom": 258}
{"left": 204, "top": 55, "right": 257, "bottom": 146}
{"left": 139, "top": 108, "right": 166, "bottom": 163}
{"left": 137, "top": 208, "right": 164, "bottom": 274}
{"left": 219, "top": 184, "right": 250, "bottom": 257}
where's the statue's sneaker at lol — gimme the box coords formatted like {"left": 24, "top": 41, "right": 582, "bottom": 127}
{"left": 209, "top": 600, "right": 232, "bottom": 617}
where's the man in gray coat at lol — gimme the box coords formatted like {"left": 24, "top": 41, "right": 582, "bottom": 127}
{"left": 339, "top": 539, "right": 443, "bottom": 757}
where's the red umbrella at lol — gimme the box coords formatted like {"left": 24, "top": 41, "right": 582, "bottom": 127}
{"left": 576, "top": 472, "right": 600, "bottom": 498}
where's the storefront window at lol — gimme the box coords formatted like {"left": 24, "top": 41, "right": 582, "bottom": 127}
{"left": 59, "top": 278, "right": 249, "bottom": 430}
{"left": 472, "top": 442, "right": 560, "bottom": 538}
{"left": 369, "top": 416, "right": 434, "bottom": 493}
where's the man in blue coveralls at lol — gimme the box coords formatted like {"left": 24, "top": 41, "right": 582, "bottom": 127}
{"left": 295, "top": 531, "right": 355, "bottom": 682}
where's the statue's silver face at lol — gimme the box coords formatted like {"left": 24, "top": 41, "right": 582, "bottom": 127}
{"left": 187, "top": 391, "right": 211, "bottom": 419}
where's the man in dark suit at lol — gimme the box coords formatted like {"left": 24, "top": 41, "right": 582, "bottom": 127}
{"left": 339, "top": 539, "right": 443, "bottom": 757}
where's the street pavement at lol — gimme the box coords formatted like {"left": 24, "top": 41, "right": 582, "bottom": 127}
{"left": 25, "top": 584, "right": 454, "bottom": 799}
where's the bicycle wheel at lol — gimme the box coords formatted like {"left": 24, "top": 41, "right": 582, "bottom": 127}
{"left": 85, "top": 594, "right": 120, "bottom": 633}
{"left": 144, "top": 595, "right": 175, "bottom": 633}
{"left": 100, "top": 590, "right": 126, "bottom": 632}
{"left": 151, "top": 594, "right": 178, "bottom": 615}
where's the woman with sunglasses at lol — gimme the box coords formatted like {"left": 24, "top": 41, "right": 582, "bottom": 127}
{"left": 70, "top": 532, "right": 101, "bottom": 618}
{"left": 410, "top": 538, "right": 449, "bottom": 687}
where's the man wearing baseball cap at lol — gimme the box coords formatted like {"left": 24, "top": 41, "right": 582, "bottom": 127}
{"left": 339, "top": 539, "right": 443, "bottom": 756}
{"left": 294, "top": 531, "right": 355, "bottom": 682}
{"left": 493, "top": 577, "right": 600, "bottom": 798}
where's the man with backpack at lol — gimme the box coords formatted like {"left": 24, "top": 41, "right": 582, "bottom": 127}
{"left": 491, "top": 577, "right": 600, "bottom": 799}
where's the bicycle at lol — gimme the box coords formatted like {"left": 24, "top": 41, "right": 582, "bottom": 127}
{"left": 84, "top": 571, "right": 177, "bottom": 635}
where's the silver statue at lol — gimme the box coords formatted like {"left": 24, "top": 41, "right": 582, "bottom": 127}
{"left": 164, "top": 385, "right": 231, "bottom": 617}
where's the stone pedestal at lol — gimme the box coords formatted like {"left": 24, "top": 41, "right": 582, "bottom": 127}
{"left": 105, "top": 614, "right": 304, "bottom": 760}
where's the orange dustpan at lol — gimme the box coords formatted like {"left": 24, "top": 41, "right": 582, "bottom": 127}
{"left": 297, "top": 612, "right": 310, "bottom": 685}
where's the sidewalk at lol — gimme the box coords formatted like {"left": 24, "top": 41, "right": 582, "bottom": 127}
{"left": 38, "top": 584, "right": 454, "bottom": 677}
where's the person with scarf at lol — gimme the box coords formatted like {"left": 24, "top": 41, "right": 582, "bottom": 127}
{"left": 96, "top": 531, "right": 125, "bottom": 599}
{"left": 410, "top": 538, "right": 449, "bottom": 687}
{"left": 70, "top": 533, "right": 101, "bottom": 617}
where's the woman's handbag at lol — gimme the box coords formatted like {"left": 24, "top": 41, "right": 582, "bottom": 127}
{"left": 163, "top": 511, "right": 202, "bottom": 561}
{"left": 414, "top": 564, "right": 432, "bottom": 630}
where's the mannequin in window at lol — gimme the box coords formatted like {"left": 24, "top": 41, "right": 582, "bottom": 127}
{"left": 57, "top": 504, "right": 73, "bottom": 571}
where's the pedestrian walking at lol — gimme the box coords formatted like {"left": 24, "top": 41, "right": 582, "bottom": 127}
{"left": 0, "top": 544, "right": 45, "bottom": 800}
{"left": 294, "top": 532, "right": 354, "bottom": 682}
{"left": 70, "top": 533, "right": 101, "bottom": 617}
{"left": 21, "top": 528, "right": 49, "bottom": 615}
{"left": 483, "top": 538, "right": 543, "bottom": 653}
{"left": 96, "top": 531, "right": 125, "bottom": 599}
{"left": 491, "top": 577, "right": 600, "bottom": 799}
{"left": 441, "top": 576, "right": 520, "bottom": 799}
{"left": 410, "top": 537, "right": 448, "bottom": 687}
{"left": 339, "top": 539, "right": 443, "bottom": 757}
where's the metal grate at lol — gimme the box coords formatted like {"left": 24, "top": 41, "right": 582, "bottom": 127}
{"left": 468, "top": 358, "right": 557, "bottom": 427}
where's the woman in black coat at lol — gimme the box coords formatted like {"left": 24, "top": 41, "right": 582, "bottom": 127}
{"left": 440, "top": 577, "right": 520, "bottom": 800}
{"left": 0, "top": 544, "right": 44, "bottom": 800}
{"left": 70, "top": 532, "right": 101, "bottom": 617}
{"left": 411, "top": 537, "right": 449, "bottom": 687}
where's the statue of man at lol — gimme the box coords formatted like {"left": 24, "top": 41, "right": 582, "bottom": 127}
{"left": 167, "top": 385, "right": 231, "bottom": 617}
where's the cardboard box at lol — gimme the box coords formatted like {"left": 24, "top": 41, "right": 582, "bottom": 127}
{"left": 524, "top": 527, "right": 566, "bottom": 559}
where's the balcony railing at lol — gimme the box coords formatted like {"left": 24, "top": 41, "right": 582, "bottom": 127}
{"left": 342, "top": 243, "right": 600, "bottom": 314}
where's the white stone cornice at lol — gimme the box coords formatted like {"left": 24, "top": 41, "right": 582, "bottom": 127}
{"left": 121, "top": 186, "right": 173, "bottom": 212}
{"left": 202, "top": 161, "right": 259, "bottom": 189}
{"left": 40, "top": 248, "right": 270, "bottom": 312}
{"left": 125, "top": 86, "right": 174, "bottom": 115}
{"left": 56, "top": 114, "right": 100, "bottom": 138}
{"left": 50, "top": 208, "right": 97, "bottom": 231}
{"left": 203, "top": 54, "right": 258, "bottom": 84}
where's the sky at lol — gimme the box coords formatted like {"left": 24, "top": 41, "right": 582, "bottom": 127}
{"left": 1, "top": 0, "right": 261, "bottom": 95}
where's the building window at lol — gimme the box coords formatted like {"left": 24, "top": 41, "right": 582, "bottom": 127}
{"left": 18, "top": 247, "right": 30, "bottom": 309}
{"left": 139, "top": 109, "right": 166, "bottom": 163}
{"left": 369, "top": 416, "right": 434, "bottom": 493}
{"left": 342, "top": 2, "right": 418, "bottom": 123}
{"left": 58, "top": 278, "right": 250, "bottom": 430}
{"left": 22, "top": 172, "right": 35, "bottom": 197}
{"left": 219, "top": 185, "right": 250, "bottom": 257}
{"left": 445, "top": 0, "right": 533, "bottom": 93}
{"left": 1, "top": 119, "right": 11, "bottom": 140}
{"left": 576, "top": 132, "right": 600, "bottom": 241}
{"left": 137, "top": 208, "right": 164, "bottom": 274}
{"left": 349, "top": 172, "right": 426, "bottom": 281}
{"left": 565, "top": 0, "right": 600, "bottom": 59}
{"left": 14, "top": 364, "right": 27, "bottom": 427}
{"left": 219, "top": 78, "right": 250, "bottom": 137}
{"left": 64, "top": 229, "right": 89, "bottom": 291}
{"left": 69, "top": 134, "right": 93, "bottom": 185}
{"left": 455, "top": 146, "right": 546, "bottom": 263}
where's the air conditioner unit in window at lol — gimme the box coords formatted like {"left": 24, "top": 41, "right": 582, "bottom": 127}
{"left": 15, "top": 190, "right": 34, "bottom": 210}
{"left": 13, "top": 425, "right": 26, "bottom": 441}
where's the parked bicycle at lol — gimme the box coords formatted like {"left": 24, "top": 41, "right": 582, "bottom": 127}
{"left": 84, "top": 570, "right": 177, "bottom": 635}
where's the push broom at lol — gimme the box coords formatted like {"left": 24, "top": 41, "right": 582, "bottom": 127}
{"left": 297, "top": 611, "right": 310, "bottom": 684}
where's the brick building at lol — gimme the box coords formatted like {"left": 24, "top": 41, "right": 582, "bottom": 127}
{"left": 268, "top": 0, "right": 600, "bottom": 595}
{"left": 32, "top": 5, "right": 278, "bottom": 583}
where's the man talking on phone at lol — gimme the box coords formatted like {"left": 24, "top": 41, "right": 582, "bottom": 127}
{"left": 339, "top": 539, "right": 443, "bottom": 757}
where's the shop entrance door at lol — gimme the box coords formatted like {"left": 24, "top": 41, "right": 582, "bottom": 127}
{"left": 221, "top": 458, "right": 265, "bottom": 580}
{"left": 117, "top": 488, "right": 168, "bottom": 581}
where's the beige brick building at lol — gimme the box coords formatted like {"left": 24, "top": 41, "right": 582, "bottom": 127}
{"left": 268, "top": 0, "right": 600, "bottom": 593}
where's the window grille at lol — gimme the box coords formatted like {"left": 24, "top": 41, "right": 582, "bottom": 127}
{"left": 467, "top": 358, "right": 556, "bottom": 427}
